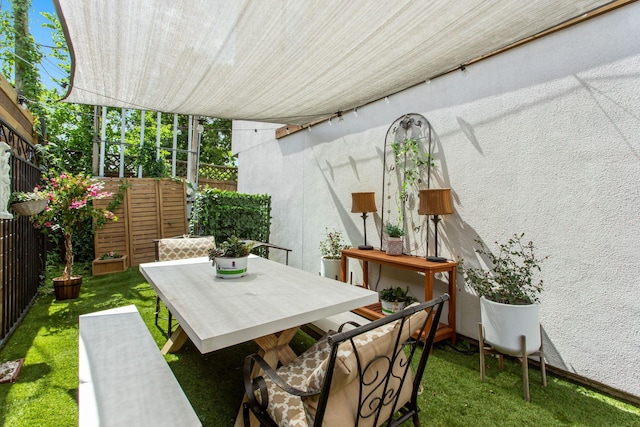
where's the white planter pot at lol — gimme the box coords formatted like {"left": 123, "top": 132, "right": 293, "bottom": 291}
{"left": 386, "top": 237, "right": 403, "bottom": 256}
{"left": 480, "top": 296, "right": 541, "bottom": 356}
{"left": 320, "top": 258, "right": 341, "bottom": 280}
{"left": 381, "top": 300, "right": 407, "bottom": 315}
{"left": 214, "top": 256, "right": 248, "bottom": 279}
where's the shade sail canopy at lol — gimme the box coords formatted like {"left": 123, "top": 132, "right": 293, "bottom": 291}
{"left": 55, "top": 0, "right": 614, "bottom": 124}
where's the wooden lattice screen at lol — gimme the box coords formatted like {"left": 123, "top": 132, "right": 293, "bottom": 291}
{"left": 94, "top": 178, "right": 187, "bottom": 267}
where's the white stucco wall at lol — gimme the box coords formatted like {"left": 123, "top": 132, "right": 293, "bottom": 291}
{"left": 232, "top": 4, "right": 640, "bottom": 398}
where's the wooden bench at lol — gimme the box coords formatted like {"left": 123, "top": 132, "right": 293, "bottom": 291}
{"left": 79, "top": 305, "right": 200, "bottom": 427}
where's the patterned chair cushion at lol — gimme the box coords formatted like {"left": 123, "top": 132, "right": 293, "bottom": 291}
{"left": 259, "top": 308, "right": 428, "bottom": 427}
{"left": 156, "top": 236, "right": 216, "bottom": 261}
{"left": 259, "top": 334, "right": 334, "bottom": 427}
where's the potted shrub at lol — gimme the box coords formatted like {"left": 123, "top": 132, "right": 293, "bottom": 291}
{"left": 463, "top": 233, "right": 547, "bottom": 356}
{"left": 385, "top": 222, "right": 405, "bottom": 256}
{"left": 379, "top": 286, "right": 417, "bottom": 315}
{"left": 319, "top": 228, "right": 349, "bottom": 280}
{"left": 9, "top": 188, "right": 48, "bottom": 216}
{"left": 209, "top": 235, "right": 254, "bottom": 279}
{"left": 33, "top": 172, "right": 117, "bottom": 300}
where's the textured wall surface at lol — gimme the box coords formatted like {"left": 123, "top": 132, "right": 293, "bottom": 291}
{"left": 233, "top": 4, "right": 640, "bottom": 397}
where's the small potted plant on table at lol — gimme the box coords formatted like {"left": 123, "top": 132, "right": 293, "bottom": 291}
{"left": 385, "top": 222, "right": 405, "bottom": 256}
{"left": 379, "top": 286, "right": 417, "bottom": 315}
{"left": 319, "top": 228, "right": 349, "bottom": 280}
{"left": 209, "top": 235, "right": 254, "bottom": 279}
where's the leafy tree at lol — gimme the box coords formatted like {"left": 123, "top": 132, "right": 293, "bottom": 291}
{"left": 1, "top": 0, "right": 44, "bottom": 116}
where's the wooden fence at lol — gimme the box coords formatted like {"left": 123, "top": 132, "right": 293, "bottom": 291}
{"left": 93, "top": 178, "right": 188, "bottom": 267}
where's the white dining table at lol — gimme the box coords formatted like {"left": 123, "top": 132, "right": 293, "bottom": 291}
{"left": 139, "top": 254, "right": 378, "bottom": 355}
{"left": 140, "top": 255, "right": 378, "bottom": 426}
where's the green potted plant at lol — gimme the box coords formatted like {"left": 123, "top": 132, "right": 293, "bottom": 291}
{"left": 385, "top": 222, "right": 405, "bottom": 256}
{"left": 463, "top": 233, "right": 547, "bottom": 356}
{"left": 319, "top": 228, "right": 349, "bottom": 280}
{"left": 208, "top": 235, "right": 254, "bottom": 279}
{"left": 9, "top": 188, "right": 48, "bottom": 216}
{"left": 379, "top": 286, "right": 417, "bottom": 315}
{"left": 33, "top": 172, "right": 118, "bottom": 300}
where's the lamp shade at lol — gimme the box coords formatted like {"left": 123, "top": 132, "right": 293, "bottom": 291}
{"left": 351, "top": 192, "right": 377, "bottom": 213}
{"left": 418, "top": 189, "right": 453, "bottom": 215}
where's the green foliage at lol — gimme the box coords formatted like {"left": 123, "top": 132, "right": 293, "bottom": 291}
{"left": 390, "top": 138, "right": 430, "bottom": 208}
{"left": 134, "top": 142, "right": 170, "bottom": 178}
{"left": 0, "top": 0, "right": 44, "bottom": 114}
{"left": 378, "top": 286, "right": 416, "bottom": 303}
{"left": 199, "top": 117, "right": 234, "bottom": 166}
{"left": 385, "top": 222, "right": 406, "bottom": 238}
{"left": 190, "top": 188, "right": 271, "bottom": 257}
{"left": 319, "top": 228, "right": 349, "bottom": 259}
{"left": 9, "top": 188, "right": 47, "bottom": 203}
{"left": 208, "top": 235, "right": 253, "bottom": 259}
{"left": 463, "top": 233, "right": 547, "bottom": 305}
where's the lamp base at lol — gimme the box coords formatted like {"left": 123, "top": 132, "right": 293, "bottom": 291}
{"left": 427, "top": 256, "right": 448, "bottom": 263}
{"left": 358, "top": 244, "right": 374, "bottom": 250}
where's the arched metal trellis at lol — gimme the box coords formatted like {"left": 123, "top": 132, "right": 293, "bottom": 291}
{"left": 380, "top": 113, "right": 433, "bottom": 256}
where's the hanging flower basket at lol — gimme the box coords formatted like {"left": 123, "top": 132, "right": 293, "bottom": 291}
{"left": 10, "top": 199, "right": 47, "bottom": 216}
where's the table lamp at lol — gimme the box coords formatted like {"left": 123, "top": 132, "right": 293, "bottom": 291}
{"left": 418, "top": 188, "right": 453, "bottom": 261}
{"left": 351, "top": 192, "right": 377, "bottom": 250}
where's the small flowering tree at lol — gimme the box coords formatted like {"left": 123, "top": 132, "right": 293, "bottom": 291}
{"left": 34, "top": 172, "right": 117, "bottom": 280}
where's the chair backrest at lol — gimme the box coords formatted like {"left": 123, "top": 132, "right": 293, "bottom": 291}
{"left": 154, "top": 235, "right": 216, "bottom": 261}
{"left": 307, "top": 294, "right": 449, "bottom": 427}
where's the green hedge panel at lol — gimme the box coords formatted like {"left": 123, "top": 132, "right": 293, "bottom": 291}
{"left": 190, "top": 189, "right": 271, "bottom": 257}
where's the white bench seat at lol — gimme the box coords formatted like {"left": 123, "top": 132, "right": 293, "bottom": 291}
{"left": 79, "top": 305, "right": 200, "bottom": 427}
{"left": 307, "top": 310, "right": 372, "bottom": 337}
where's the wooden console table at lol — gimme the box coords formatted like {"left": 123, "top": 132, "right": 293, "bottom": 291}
{"left": 340, "top": 248, "right": 457, "bottom": 344}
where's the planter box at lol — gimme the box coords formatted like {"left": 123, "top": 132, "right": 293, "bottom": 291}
{"left": 92, "top": 255, "right": 128, "bottom": 276}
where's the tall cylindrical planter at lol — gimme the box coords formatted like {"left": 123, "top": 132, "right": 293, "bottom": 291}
{"left": 53, "top": 276, "right": 83, "bottom": 300}
{"left": 480, "top": 296, "right": 541, "bottom": 356}
{"left": 320, "top": 258, "right": 341, "bottom": 281}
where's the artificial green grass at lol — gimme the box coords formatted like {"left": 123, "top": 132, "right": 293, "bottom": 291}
{"left": 1, "top": 266, "right": 639, "bottom": 426}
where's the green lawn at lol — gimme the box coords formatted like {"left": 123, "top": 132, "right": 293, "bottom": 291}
{"left": 1, "top": 266, "right": 639, "bottom": 426}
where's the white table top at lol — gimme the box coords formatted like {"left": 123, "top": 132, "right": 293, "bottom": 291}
{"left": 139, "top": 256, "right": 378, "bottom": 354}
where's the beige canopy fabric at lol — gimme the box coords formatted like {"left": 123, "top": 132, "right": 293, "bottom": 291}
{"left": 55, "top": 0, "right": 614, "bottom": 124}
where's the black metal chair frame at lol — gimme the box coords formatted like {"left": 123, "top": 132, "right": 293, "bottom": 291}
{"left": 243, "top": 294, "right": 449, "bottom": 427}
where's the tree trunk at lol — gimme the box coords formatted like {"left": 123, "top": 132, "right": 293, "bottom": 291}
{"left": 63, "top": 231, "right": 73, "bottom": 280}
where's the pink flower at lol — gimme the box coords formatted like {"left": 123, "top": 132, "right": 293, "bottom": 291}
{"left": 44, "top": 222, "right": 52, "bottom": 228}
{"left": 70, "top": 199, "right": 87, "bottom": 209}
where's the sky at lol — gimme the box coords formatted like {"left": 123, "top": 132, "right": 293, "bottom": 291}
{"left": 2, "top": 0, "right": 64, "bottom": 90}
